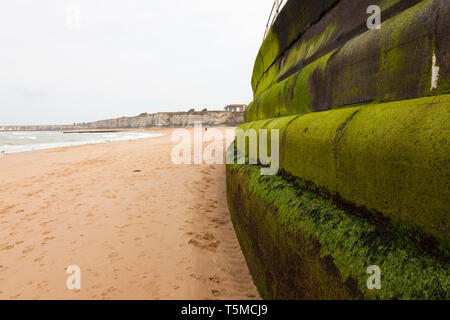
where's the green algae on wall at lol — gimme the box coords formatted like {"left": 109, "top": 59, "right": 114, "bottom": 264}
{"left": 248, "top": 52, "right": 334, "bottom": 122}
{"left": 235, "top": 94, "right": 450, "bottom": 252}
{"left": 372, "top": 0, "right": 434, "bottom": 101}
{"left": 251, "top": 29, "right": 279, "bottom": 96}
{"left": 229, "top": 0, "right": 450, "bottom": 301}
{"left": 252, "top": 0, "right": 339, "bottom": 96}
{"left": 333, "top": 95, "right": 450, "bottom": 249}
{"left": 235, "top": 115, "right": 301, "bottom": 163}
{"left": 252, "top": 0, "right": 427, "bottom": 99}
{"left": 248, "top": 0, "right": 450, "bottom": 123}
{"left": 436, "top": 0, "right": 450, "bottom": 95}
{"left": 226, "top": 163, "right": 450, "bottom": 300}
{"left": 276, "top": 21, "right": 339, "bottom": 82}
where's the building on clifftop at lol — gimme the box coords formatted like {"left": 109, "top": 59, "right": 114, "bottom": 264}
{"left": 224, "top": 104, "right": 246, "bottom": 112}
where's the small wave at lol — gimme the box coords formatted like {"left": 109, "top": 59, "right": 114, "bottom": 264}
{"left": 0, "top": 132, "right": 164, "bottom": 154}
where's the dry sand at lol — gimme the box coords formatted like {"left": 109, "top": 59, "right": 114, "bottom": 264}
{"left": 0, "top": 127, "right": 258, "bottom": 300}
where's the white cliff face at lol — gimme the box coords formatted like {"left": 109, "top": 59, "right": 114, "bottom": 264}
{"left": 0, "top": 111, "right": 243, "bottom": 131}
{"left": 86, "top": 112, "right": 243, "bottom": 129}
{"left": 0, "top": 125, "right": 86, "bottom": 131}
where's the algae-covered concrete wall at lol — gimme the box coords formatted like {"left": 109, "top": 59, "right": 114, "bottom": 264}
{"left": 227, "top": 0, "right": 449, "bottom": 299}
{"left": 247, "top": 0, "right": 450, "bottom": 122}
{"left": 226, "top": 163, "right": 449, "bottom": 299}
{"left": 239, "top": 95, "right": 450, "bottom": 251}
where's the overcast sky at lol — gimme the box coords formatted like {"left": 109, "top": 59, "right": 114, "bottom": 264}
{"left": 0, "top": 0, "right": 277, "bottom": 125}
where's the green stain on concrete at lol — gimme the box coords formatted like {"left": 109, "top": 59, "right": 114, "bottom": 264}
{"left": 254, "top": 21, "right": 339, "bottom": 100}
{"left": 227, "top": 163, "right": 449, "bottom": 299}
{"left": 236, "top": 94, "right": 450, "bottom": 251}
{"left": 252, "top": 29, "right": 280, "bottom": 97}
{"left": 232, "top": 0, "right": 450, "bottom": 300}
{"left": 248, "top": 0, "right": 449, "bottom": 121}
{"left": 333, "top": 95, "right": 450, "bottom": 251}
{"left": 376, "top": 0, "right": 433, "bottom": 101}
{"left": 278, "top": 21, "right": 339, "bottom": 81}
{"left": 252, "top": 0, "right": 339, "bottom": 98}
{"left": 248, "top": 52, "right": 334, "bottom": 121}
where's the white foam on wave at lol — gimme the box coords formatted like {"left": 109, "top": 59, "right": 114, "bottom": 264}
{"left": 0, "top": 131, "right": 164, "bottom": 154}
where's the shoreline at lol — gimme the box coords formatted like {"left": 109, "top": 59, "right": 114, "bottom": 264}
{"left": 0, "top": 124, "right": 241, "bottom": 133}
{"left": 0, "top": 110, "right": 244, "bottom": 133}
{"left": 0, "top": 130, "right": 166, "bottom": 155}
{"left": 0, "top": 128, "right": 258, "bottom": 299}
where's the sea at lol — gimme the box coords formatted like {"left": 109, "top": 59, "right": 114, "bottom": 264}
{"left": 0, "top": 131, "right": 164, "bottom": 154}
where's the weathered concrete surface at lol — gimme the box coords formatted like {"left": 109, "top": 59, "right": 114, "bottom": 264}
{"left": 253, "top": 0, "right": 426, "bottom": 98}
{"left": 228, "top": 0, "right": 450, "bottom": 300}
{"left": 227, "top": 163, "right": 449, "bottom": 300}
{"left": 237, "top": 95, "right": 450, "bottom": 251}
{"left": 0, "top": 111, "right": 243, "bottom": 131}
{"left": 436, "top": 0, "right": 450, "bottom": 93}
{"left": 247, "top": 0, "right": 450, "bottom": 121}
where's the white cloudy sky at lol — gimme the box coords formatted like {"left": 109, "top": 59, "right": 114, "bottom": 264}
{"left": 0, "top": 0, "right": 277, "bottom": 125}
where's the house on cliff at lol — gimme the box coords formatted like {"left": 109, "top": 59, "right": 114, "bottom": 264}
{"left": 225, "top": 104, "right": 246, "bottom": 112}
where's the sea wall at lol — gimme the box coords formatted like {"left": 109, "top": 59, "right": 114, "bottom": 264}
{"left": 226, "top": 163, "right": 449, "bottom": 300}
{"left": 247, "top": 0, "right": 450, "bottom": 122}
{"left": 0, "top": 111, "right": 243, "bottom": 131}
{"left": 227, "top": 0, "right": 449, "bottom": 299}
{"left": 237, "top": 94, "right": 450, "bottom": 252}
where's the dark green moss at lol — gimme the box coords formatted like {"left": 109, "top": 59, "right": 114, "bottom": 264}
{"left": 226, "top": 163, "right": 449, "bottom": 299}
{"left": 248, "top": 0, "right": 450, "bottom": 122}
{"left": 237, "top": 94, "right": 450, "bottom": 252}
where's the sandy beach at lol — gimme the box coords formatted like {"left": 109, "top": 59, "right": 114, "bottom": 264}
{"left": 0, "top": 127, "right": 258, "bottom": 300}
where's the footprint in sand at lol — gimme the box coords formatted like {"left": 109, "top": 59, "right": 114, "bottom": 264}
{"left": 211, "top": 217, "right": 227, "bottom": 226}
{"left": 211, "top": 289, "right": 222, "bottom": 297}
{"left": 22, "top": 245, "right": 34, "bottom": 254}
{"left": 0, "top": 244, "right": 14, "bottom": 251}
{"left": 41, "top": 237, "right": 55, "bottom": 246}
{"left": 209, "top": 276, "right": 221, "bottom": 284}
{"left": 187, "top": 232, "right": 220, "bottom": 252}
{"left": 100, "top": 286, "right": 121, "bottom": 299}
{"left": 101, "top": 189, "right": 117, "bottom": 199}
{"left": 40, "top": 219, "right": 57, "bottom": 227}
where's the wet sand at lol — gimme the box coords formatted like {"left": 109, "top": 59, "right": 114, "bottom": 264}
{"left": 0, "top": 127, "right": 258, "bottom": 299}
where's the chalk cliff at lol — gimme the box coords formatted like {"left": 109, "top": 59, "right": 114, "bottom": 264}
{"left": 86, "top": 111, "right": 243, "bottom": 129}
{"left": 0, "top": 111, "right": 243, "bottom": 131}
